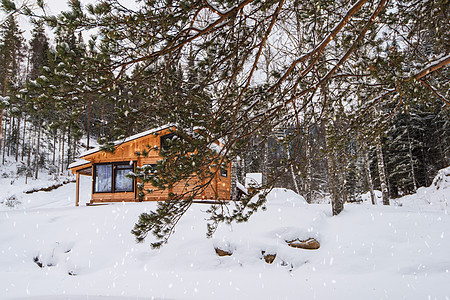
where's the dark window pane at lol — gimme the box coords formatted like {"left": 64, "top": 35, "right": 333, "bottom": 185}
{"left": 221, "top": 168, "right": 228, "bottom": 177}
{"left": 116, "top": 163, "right": 133, "bottom": 169}
{"left": 95, "top": 164, "right": 112, "bottom": 192}
{"left": 161, "top": 133, "right": 177, "bottom": 150}
{"left": 115, "top": 168, "right": 134, "bottom": 192}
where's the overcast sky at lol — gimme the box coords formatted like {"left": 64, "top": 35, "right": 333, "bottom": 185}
{"left": 16, "top": 0, "right": 136, "bottom": 41}
{"left": 13, "top": 0, "right": 87, "bottom": 40}
{"left": 42, "top": 0, "right": 137, "bottom": 15}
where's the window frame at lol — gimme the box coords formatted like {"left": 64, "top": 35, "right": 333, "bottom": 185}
{"left": 93, "top": 161, "right": 136, "bottom": 194}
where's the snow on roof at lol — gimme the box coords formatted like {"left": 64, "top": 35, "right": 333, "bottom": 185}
{"left": 68, "top": 159, "right": 91, "bottom": 169}
{"left": 187, "top": 127, "right": 225, "bottom": 154}
{"left": 236, "top": 181, "right": 248, "bottom": 195}
{"left": 245, "top": 173, "right": 263, "bottom": 188}
{"left": 79, "top": 123, "right": 176, "bottom": 158}
{"left": 76, "top": 123, "right": 225, "bottom": 161}
{"left": 208, "top": 141, "right": 224, "bottom": 154}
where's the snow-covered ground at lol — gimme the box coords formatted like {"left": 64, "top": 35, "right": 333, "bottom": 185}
{"left": 0, "top": 165, "right": 449, "bottom": 299}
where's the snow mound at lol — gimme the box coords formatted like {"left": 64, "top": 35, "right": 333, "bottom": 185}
{"left": 1, "top": 168, "right": 450, "bottom": 299}
{"left": 431, "top": 166, "right": 450, "bottom": 191}
{"left": 265, "top": 188, "right": 307, "bottom": 207}
{"left": 397, "top": 166, "right": 450, "bottom": 210}
{"left": 358, "top": 190, "right": 382, "bottom": 204}
{"left": 245, "top": 172, "right": 263, "bottom": 188}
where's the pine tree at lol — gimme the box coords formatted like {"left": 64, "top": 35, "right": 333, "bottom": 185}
{"left": 42, "top": 0, "right": 449, "bottom": 246}
{"left": 22, "top": 25, "right": 87, "bottom": 176}
{"left": 28, "top": 20, "right": 49, "bottom": 81}
{"left": 0, "top": 14, "right": 24, "bottom": 163}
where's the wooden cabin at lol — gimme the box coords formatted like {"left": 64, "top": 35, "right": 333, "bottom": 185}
{"left": 68, "top": 124, "right": 232, "bottom": 206}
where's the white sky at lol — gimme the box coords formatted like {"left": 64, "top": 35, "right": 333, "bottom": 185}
{"left": 15, "top": 0, "right": 136, "bottom": 41}
{"left": 12, "top": 0, "right": 89, "bottom": 41}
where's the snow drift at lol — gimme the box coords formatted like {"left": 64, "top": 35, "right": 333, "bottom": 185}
{"left": 0, "top": 168, "right": 449, "bottom": 299}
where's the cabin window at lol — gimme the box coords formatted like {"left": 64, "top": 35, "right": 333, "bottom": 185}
{"left": 221, "top": 168, "right": 228, "bottom": 177}
{"left": 94, "top": 164, "right": 113, "bottom": 192}
{"left": 114, "top": 164, "right": 134, "bottom": 192}
{"left": 160, "top": 133, "right": 178, "bottom": 150}
{"left": 94, "top": 162, "right": 135, "bottom": 193}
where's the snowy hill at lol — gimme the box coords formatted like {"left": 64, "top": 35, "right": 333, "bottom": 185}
{"left": 0, "top": 168, "right": 449, "bottom": 299}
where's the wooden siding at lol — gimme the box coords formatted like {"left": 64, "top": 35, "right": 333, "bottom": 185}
{"left": 74, "top": 127, "right": 231, "bottom": 203}
{"left": 91, "top": 192, "right": 136, "bottom": 203}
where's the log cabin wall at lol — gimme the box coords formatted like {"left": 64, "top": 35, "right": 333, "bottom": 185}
{"left": 217, "top": 163, "right": 232, "bottom": 200}
{"left": 75, "top": 127, "right": 231, "bottom": 203}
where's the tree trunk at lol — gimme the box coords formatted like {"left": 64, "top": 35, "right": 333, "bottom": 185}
{"left": 290, "top": 163, "right": 300, "bottom": 195}
{"left": 60, "top": 128, "right": 65, "bottom": 173}
{"left": 240, "top": 155, "right": 246, "bottom": 184}
{"left": 0, "top": 68, "right": 8, "bottom": 160}
{"left": 87, "top": 94, "right": 92, "bottom": 148}
{"left": 58, "top": 130, "right": 62, "bottom": 173}
{"left": 406, "top": 127, "right": 417, "bottom": 192}
{"left": 339, "top": 154, "right": 348, "bottom": 204}
{"left": 0, "top": 108, "right": 3, "bottom": 162}
{"left": 285, "top": 135, "right": 300, "bottom": 195}
{"left": 325, "top": 123, "right": 344, "bottom": 215}
{"left": 21, "top": 118, "right": 26, "bottom": 161}
{"left": 27, "top": 122, "right": 32, "bottom": 168}
{"left": 231, "top": 159, "right": 238, "bottom": 200}
{"left": 100, "top": 102, "right": 105, "bottom": 138}
{"left": 327, "top": 151, "right": 343, "bottom": 215}
{"left": 376, "top": 136, "right": 390, "bottom": 205}
{"left": 363, "top": 142, "right": 376, "bottom": 205}
{"left": 436, "top": 128, "right": 448, "bottom": 167}
{"left": 8, "top": 116, "right": 14, "bottom": 156}
{"left": 52, "top": 132, "right": 56, "bottom": 166}
{"left": 305, "top": 126, "right": 312, "bottom": 203}
{"left": 67, "top": 126, "right": 71, "bottom": 174}
{"left": 26, "top": 121, "right": 33, "bottom": 183}
{"left": 262, "top": 138, "right": 269, "bottom": 185}
{"left": 73, "top": 139, "right": 77, "bottom": 165}
{"left": 15, "top": 116, "right": 20, "bottom": 161}
{"left": 2, "top": 116, "right": 8, "bottom": 164}
{"left": 34, "top": 120, "right": 41, "bottom": 180}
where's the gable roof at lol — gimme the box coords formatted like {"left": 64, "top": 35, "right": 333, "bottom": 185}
{"left": 68, "top": 158, "right": 91, "bottom": 170}
{"left": 72, "top": 123, "right": 226, "bottom": 165}
{"left": 78, "top": 123, "right": 176, "bottom": 158}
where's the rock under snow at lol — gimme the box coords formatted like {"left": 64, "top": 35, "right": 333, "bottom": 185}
{"left": 214, "top": 247, "right": 232, "bottom": 256}
{"left": 286, "top": 238, "right": 321, "bottom": 250}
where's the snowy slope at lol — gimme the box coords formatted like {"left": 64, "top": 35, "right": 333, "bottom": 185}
{"left": 0, "top": 168, "right": 449, "bottom": 299}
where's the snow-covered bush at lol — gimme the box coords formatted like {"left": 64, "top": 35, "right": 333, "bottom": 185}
{"left": 2, "top": 194, "right": 21, "bottom": 208}
{"left": 16, "top": 163, "right": 33, "bottom": 177}
{"left": 431, "top": 166, "right": 450, "bottom": 191}
{"left": 48, "top": 164, "right": 58, "bottom": 175}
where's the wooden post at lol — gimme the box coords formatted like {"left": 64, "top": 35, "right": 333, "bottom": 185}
{"left": 75, "top": 172, "right": 80, "bottom": 206}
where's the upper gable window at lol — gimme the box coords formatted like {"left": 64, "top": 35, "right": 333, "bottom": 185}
{"left": 160, "top": 133, "right": 178, "bottom": 150}
{"left": 221, "top": 168, "right": 228, "bottom": 177}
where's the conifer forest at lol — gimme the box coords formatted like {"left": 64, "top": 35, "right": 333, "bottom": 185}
{"left": 0, "top": 0, "right": 448, "bottom": 244}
